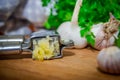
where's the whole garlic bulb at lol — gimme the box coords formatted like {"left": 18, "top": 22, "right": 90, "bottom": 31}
{"left": 91, "top": 13, "right": 120, "bottom": 50}
{"left": 58, "top": 22, "right": 87, "bottom": 48}
{"left": 91, "top": 23, "right": 119, "bottom": 50}
{"left": 57, "top": 0, "right": 87, "bottom": 48}
{"left": 97, "top": 46, "right": 120, "bottom": 74}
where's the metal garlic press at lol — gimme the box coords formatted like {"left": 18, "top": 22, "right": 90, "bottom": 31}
{"left": 0, "top": 30, "right": 74, "bottom": 59}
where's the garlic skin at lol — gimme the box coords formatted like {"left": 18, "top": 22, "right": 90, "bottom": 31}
{"left": 91, "top": 13, "right": 120, "bottom": 50}
{"left": 57, "top": 0, "right": 87, "bottom": 48}
{"left": 57, "top": 22, "right": 87, "bottom": 48}
{"left": 91, "top": 23, "right": 119, "bottom": 50}
{"left": 97, "top": 46, "right": 120, "bottom": 74}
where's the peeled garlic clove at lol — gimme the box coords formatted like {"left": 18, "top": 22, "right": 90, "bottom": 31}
{"left": 97, "top": 46, "right": 120, "bottom": 74}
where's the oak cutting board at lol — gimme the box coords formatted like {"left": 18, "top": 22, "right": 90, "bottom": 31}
{"left": 0, "top": 48, "right": 120, "bottom": 80}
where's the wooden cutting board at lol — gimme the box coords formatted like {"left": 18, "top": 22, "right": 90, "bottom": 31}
{"left": 0, "top": 48, "right": 120, "bottom": 80}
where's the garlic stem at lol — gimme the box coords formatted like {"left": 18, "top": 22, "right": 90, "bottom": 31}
{"left": 71, "top": 0, "right": 83, "bottom": 25}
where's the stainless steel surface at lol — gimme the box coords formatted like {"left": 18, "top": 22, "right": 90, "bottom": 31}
{"left": 61, "top": 40, "right": 74, "bottom": 47}
{"left": 0, "top": 35, "right": 24, "bottom": 42}
{"left": 22, "top": 42, "right": 31, "bottom": 52}
{"left": 53, "top": 39, "right": 74, "bottom": 59}
{"left": 30, "top": 29, "right": 56, "bottom": 39}
{"left": 0, "top": 42, "right": 22, "bottom": 55}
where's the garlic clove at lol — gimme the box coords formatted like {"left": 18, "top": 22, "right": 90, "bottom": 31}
{"left": 97, "top": 49, "right": 108, "bottom": 71}
{"left": 112, "top": 49, "right": 120, "bottom": 73}
{"left": 97, "top": 46, "right": 120, "bottom": 74}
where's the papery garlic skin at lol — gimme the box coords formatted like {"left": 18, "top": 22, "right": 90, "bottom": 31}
{"left": 57, "top": 22, "right": 87, "bottom": 48}
{"left": 97, "top": 46, "right": 120, "bottom": 74}
{"left": 91, "top": 23, "right": 119, "bottom": 50}
{"left": 91, "top": 13, "right": 120, "bottom": 50}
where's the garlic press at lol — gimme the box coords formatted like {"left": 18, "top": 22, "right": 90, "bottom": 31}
{"left": 0, "top": 30, "right": 74, "bottom": 59}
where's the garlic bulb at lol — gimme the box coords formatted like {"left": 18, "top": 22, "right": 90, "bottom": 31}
{"left": 58, "top": 22, "right": 87, "bottom": 48}
{"left": 91, "top": 13, "right": 120, "bottom": 50}
{"left": 57, "top": 0, "right": 87, "bottom": 48}
{"left": 97, "top": 46, "right": 120, "bottom": 74}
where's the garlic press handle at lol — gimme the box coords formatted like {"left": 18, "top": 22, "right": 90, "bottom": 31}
{"left": 0, "top": 42, "right": 22, "bottom": 55}
{"left": 0, "top": 35, "right": 24, "bottom": 42}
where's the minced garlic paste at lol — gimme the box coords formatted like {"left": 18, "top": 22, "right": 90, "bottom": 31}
{"left": 32, "top": 36, "right": 60, "bottom": 60}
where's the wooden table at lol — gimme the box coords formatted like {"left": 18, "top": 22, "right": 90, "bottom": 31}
{"left": 0, "top": 48, "right": 120, "bottom": 80}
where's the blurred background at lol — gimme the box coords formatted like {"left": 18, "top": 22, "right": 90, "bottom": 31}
{"left": 0, "top": 0, "right": 120, "bottom": 35}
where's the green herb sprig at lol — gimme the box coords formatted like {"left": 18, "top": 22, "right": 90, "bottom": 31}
{"left": 42, "top": 0, "right": 120, "bottom": 46}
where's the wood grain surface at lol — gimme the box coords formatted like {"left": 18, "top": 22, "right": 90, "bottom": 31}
{"left": 0, "top": 48, "right": 120, "bottom": 80}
